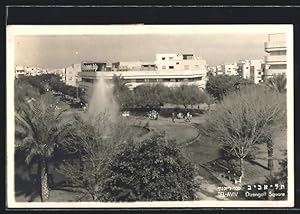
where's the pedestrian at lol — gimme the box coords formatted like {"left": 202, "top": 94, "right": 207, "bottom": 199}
{"left": 172, "top": 112, "right": 175, "bottom": 123}
{"left": 186, "top": 112, "right": 190, "bottom": 122}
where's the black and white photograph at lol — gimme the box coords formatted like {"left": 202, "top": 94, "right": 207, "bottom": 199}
{"left": 6, "top": 25, "right": 294, "bottom": 208}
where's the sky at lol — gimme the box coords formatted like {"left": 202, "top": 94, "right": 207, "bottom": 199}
{"left": 14, "top": 34, "right": 269, "bottom": 69}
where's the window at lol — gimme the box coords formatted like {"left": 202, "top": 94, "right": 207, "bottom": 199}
{"left": 149, "top": 79, "right": 157, "bottom": 82}
{"left": 163, "top": 79, "right": 171, "bottom": 82}
{"left": 183, "top": 55, "right": 194, "bottom": 60}
{"left": 136, "top": 79, "right": 145, "bottom": 83}
{"left": 169, "top": 66, "right": 174, "bottom": 69}
{"left": 82, "top": 78, "right": 93, "bottom": 83}
{"left": 176, "top": 62, "right": 180, "bottom": 65}
{"left": 169, "top": 57, "right": 174, "bottom": 60}
{"left": 162, "top": 57, "right": 166, "bottom": 60}
{"left": 162, "top": 66, "right": 166, "bottom": 69}
{"left": 270, "top": 50, "right": 286, "bottom": 56}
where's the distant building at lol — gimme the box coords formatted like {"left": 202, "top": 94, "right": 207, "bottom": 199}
{"left": 237, "top": 60, "right": 251, "bottom": 79}
{"left": 15, "top": 65, "right": 47, "bottom": 78}
{"left": 15, "top": 65, "right": 26, "bottom": 78}
{"left": 221, "top": 62, "right": 239, "bottom": 76}
{"left": 79, "top": 53, "right": 208, "bottom": 90}
{"left": 237, "top": 59, "right": 264, "bottom": 84}
{"left": 155, "top": 53, "right": 207, "bottom": 71}
{"left": 65, "top": 63, "right": 81, "bottom": 87}
{"left": 215, "top": 65, "right": 223, "bottom": 75}
{"left": 249, "top": 59, "right": 264, "bottom": 84}
{"left": 264, "top": 33, "right": 287, "bottom": 79}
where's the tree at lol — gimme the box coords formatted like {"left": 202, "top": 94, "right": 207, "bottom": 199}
{"left": 170, "top": 84, "right": 205, "bottom": 109}
{"left": 15, "top": 93, "right": 75, "bottom": 201}
{"left": 15, "top": 78, "right": 40, "bottom": 113}
{"left": 201, "top": 92, "right": 216, "bottom": 112}
{"left": 206, "top": 75, "right": 253, "bottom": 101}
{"left": 206, "top": 85, "right": 286, "bottom": 183}
{"left": 57, "top": 112, "right": 134, "bottom": 201}
{"left": 133, "top": 84, "right": 170, "bottom": 109}
{"left": 101, "top": 132, "right": 196, "bottom": 201}
{"left": 265, "top": 73, "right": 287, "bottom": 93}
{"left": 112, "top": 75, "right": 134, "bottom": 109}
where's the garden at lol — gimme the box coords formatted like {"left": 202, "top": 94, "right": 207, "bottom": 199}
{"left": 14, "top": 73, "right": 287, "bottom": 202}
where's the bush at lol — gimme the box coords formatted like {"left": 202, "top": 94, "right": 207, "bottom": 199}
{"left": 101, "top": 133, "right": 196, "bottom": 201}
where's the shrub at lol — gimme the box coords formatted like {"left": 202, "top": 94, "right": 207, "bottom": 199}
{"left": 101, "top": 133, "right": 196, "bottom": 201}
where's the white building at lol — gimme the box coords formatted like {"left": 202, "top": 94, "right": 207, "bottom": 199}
{"left": 237, "top": 59, "right": 264, "bottom": 84}
{"left": 221, "top": 62, "right": 239, "bottom": 76}
{"left": 65, "top": 63, "right": 81, "bottom": 86}
{"left": 155, "top": 53, "right": 207, "bottom": 71}
{"left": 264, "top": 33, "right": 287, "bottom": 78}
{"left": 249, "top": 59, "right": 264, "bottom": 84}
{"left": 79, "top": 53, "right": 208, "bottom": 90}
{"left": 15, "top": 65, "right": 47, "bottom": 78}
{"left": 15, "top": 66, "right": 26, "bottom": 78}
{"left": 215, "top": 65, "right": 223, "bottom": 75}
{"left": 237, "top": 60, "right": 251, "bottom": 79}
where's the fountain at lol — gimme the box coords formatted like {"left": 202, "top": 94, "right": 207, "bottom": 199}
{"left": 87, "top": 74, "right": 119, "bottom": 123}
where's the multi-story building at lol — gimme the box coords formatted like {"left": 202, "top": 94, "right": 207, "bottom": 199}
{"left": 264, "top": 33, "right": 287, "bottom": 79}
{"left": 79, "top": 53, "right": 208, "bottom": 90}
{"left": 249, "top": 59, "right": 264, "bottom": 84}
{"left": 237, "top": 59, "right": 264, "bottom": 84}
{"left": 221, "top": 62, "right": 239, "bottom": 76}
{"left": 237, "top": 60, "right": 251, "bottom": 79}
{"left": 65, "top": 63, "right": 81, "bottom": 87}
{"left": 155, "top": 53, "right": 207, "bottom": 71}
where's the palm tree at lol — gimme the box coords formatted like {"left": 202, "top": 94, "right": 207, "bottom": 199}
{"left": 15, "top": 93, "right": 75, "bottom": 202}
{"left": 265, "top": 73, "right": 287, "bottom": 93}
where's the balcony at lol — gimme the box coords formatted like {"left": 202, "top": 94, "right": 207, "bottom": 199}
{"left": 265, "top": 55, "right": 286, "bottom": 64}
{"left": 264, "top": 41, "right": 286, "bottom": 52}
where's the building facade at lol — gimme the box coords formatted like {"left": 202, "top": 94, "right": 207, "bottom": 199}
{"left": 155, "top": 53, "right": 207, "bottom": 71}
{"left": 249, "top": 59, "right": 264, "bottom": 84}
{"left": 237, "top": 60, "right": 251, "bottom": 79}
{"left": 15, "top": 66, "right": 47, "bottom": 78}
{"left": 15, "top": 66, "right": 26, "bottom": 78}
{"left": 65, "top": 63, "right": 82, "bottom": 86}
{"left": 221, "top": 63, "right": 239, "bottom": 76}
{"left": 237, "top": 59, "right": 264, "bottom": 84}
{"left": 264, "top": 33, "right": 287, "bottom": 78}
{"left": 79, "top": 53, "right": 208, "bottom": 90}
